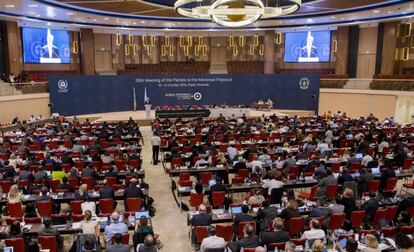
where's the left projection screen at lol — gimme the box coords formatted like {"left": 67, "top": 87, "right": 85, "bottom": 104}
{"left": 22, "top": 27, "right": 71, "bottom": 64}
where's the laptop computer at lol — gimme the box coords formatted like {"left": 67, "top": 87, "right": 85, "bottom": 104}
{"left": 354, "top": 172, "right": 360, "bottom": 177}
{"left": 371, "top": 167, "right": 380, "bottom": 174}
{"left": 135, "top": 211, "right": 150, "bottom": 219}
{"left": 208, "top": 179, "right": 216, "bottom": 187}
{"left": 356, "top": 153, "right": 363, "bottom": 159}
{"left": 4, "top": 247, "right": 13, "bottom": 252}
{"left": 264, "top": 159, "right": 273, "bottom": 166}
{"left": 230, "top": 206, "right": 242, "bottom": 215}
{"left": 45, "top": 171, "right": 51, "bottom": 177}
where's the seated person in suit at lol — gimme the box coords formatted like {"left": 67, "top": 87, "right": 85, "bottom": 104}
{"left": 190, "top": 204, "right": 212, "bottom": 245}
{"left": 24, "top": 201, "right": 39, "bottom": 218}
{"left": 100, "top": 179, "right": 117, "bottom": 209}
{"left": 200, "top": 226, "right": 226, "bottom": 252}
{"left": 106, "top": 233, "right": 130, "bottom": 252}
{"left": 233, "top": 204, "right": 254, "bottom": 235}
{"left": 39, "top": 216, "right": 63, "bottom": 249}
{"left": 337, "top": 168, "right": 354, "bottom": 185}
{"left": 208, "top": 176, "right": 227, "bottom": 205}
{"left": 257, "top": 200, "right": 278, "bottom": 231}
{"left": 280, "top": 200, "right": 299, "bottom": 231}
{"left": 363, "top": 192, "right": 379, "bottom": 225}
{"left": 261, "top": 218, "right": 290, "bottom": 247}
{"left": 229, "top": 224, "right": 259, "bottom": 252}
{"left": 124, "top": 178, "right": 144, "bottom": 210}
{"left": 58, "top": 176, "right": 74, "bottom": 192}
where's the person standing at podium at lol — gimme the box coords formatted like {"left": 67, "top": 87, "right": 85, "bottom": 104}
{"left": 151, "top": 132, "right": 160, "bottom": 165}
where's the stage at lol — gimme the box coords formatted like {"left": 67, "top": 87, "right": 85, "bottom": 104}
{"left": 68, "top": 109, "right": 314, "bottom": 125}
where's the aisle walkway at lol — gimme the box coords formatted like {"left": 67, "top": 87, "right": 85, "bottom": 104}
{"left": 140, "top": 126, "right": 193, "bottom": 251}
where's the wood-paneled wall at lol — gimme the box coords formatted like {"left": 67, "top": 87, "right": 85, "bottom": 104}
{"left": 357, "top": 26, "right": 378, "bottom": 78}
{"left": 80, "top": 28, "right": 95, "bottom": 75}
{"left": 5, "top": 21, "right": 22, "bottom": 75}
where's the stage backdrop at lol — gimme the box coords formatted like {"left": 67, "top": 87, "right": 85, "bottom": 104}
{"left": 49, "top": 74, "right": 320, "bottom": 116}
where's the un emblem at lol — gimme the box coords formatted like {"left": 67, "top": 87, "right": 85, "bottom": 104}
{"left": 299, "top": 77, "right": 310, "bottom": 89}
{"left": 57, "top": 79, "right": 68, "bottom": 93}
{"left": 193, "top": 92, "right": 202, "bottom": 101}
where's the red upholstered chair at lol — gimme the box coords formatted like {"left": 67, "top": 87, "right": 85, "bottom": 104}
{"left": 178, "top": 172, "right": 191, "bottom": 186}
{"left": 68, "top": 177, "right": 79, "bottom": 188}
{"left": 126, "top": 198, "right": 142, "bottom": 212}
{"left": 38, "top": 236, "right": 58, "bottom": 252}
{"left": 237, "top": 169, "right": 249, "bottom": 180}
{"left": 268, "top": 243, "right": 286, "bottom": 251}
{"left": 18, "top": 180, "right": 30, "bottom": 188}
{"left": 298, "top": 185, "right": 318, "bottom": 201}
{"left": 380, "top": 226, "right": 397, "bottom": 238}
{"left": 242, "top": 248, "right": 257, "bottom": 252}
{"left": 111, "top": 233, "right": 129, "bottom": 245}
{"left": 195, "top": 226, "right": 209, "bottom": 244}
{"left": 37, "top": 201, "right": 53, "bottom": 216}
{"left": 212, "top": 191, "right": 225, "bottom": 208}
{"left": 7, "top": 203, "right": 24, "bottom": 218}
{"left": 106, "top": 177, "right": 117, "bottom": 186}
{"left": 329, "top": 213, "right": 346, "bottom": 231}
{"left": 326, "top": 184, "right": 338, "bottom": 201}
{"left": 403, "top": 159, "right": 413, "bottom": 170}
{"left": 70, "top": 200, "right": 83, "bottom": 215}
{"left": 372, "top": 208, "right": 388, "bottom": 227}
{"left": 61, "top": 164, "right": 71, "bottom": 173}
{"left": 0, "top": 180, "right": 12, "bottom": 193}
{"left": 238, "top": 221, "right": 256, "bottom": 239}
{"left": 200, "top": 172, "right": 213, "bottom": 185}
{"left": 288, "top": 217, "right": 305, "bottom": 236}
{"left": 385, "top": 206, "right": 398, "bottom": 224}
{"left": 189, "top": 193, "right": 204, "bottom": 209}
{"left": 99, "top": 199, "right": 114, "bottom": 215}
{"left": 81, "top": 177, "right": 94, "bottom": 190}
{"left": 367, "top": 180, "right": 380, "bottom": 193}
{"left": 232, "top": 176, "right": 244, "bottom": 185}
{"left": 400, "top": 225, "right": 414, "bottom": 234}
{"left": 384, "top": 178, "right": 398, "bottom": 192}
{"left": 5, "top": 238, "right": 25, "bottom": 251}
{"left": 216, "top": 224, "right": 233, "bottom": 242}
{"left": 49, "top": 179, "right": 61, "bottom": 192}
{"left": 351, "top": 211, "right": 366, "bottom": 228}
{"left": 179, "top": 180, "right": 193, "bottom": 187}
{"left": 407, "top": 207, "right": 414, "bottom": 218}
{"left": 358, "top": 230, "right": 377, "bottom": 236}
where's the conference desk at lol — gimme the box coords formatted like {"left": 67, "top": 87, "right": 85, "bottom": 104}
{"left": 169, "top": 166, "right": 229, "bottom": 177}
{"left": 0, "top": 189, "right": 149, "bottom": 207}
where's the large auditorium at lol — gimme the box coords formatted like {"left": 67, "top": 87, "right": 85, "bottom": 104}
{"left": 0, "top": 0, "right": 414, "bottom": 251}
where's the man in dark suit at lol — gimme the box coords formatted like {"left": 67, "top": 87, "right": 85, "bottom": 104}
{"left": 124, "top": 178, "right": 144, "bottom": 210}
{"left": 229, "top": 224, "right": 259, "bottom": 252}
{"left": 257, "top": 200, "right": 278, "bottom": 231}
{"left": 106, "top": 233, "right": 130, "bottom": 252}
{"left": 81, "top": 165, "right": 99, "bottom": 183}
{"left": 100, "top": 179, "right": 117, "bottom": 209}
{"left": 363, "top": 192, "right": 379, "bottom": 225}
{"left": 39, "top": 217, "right": 63, "bottom": 249}
{"left": 58, "top": 177, "right": 74, "bottom": 192}
{"left": 208, "top": 176, "right": 227, "bottom": 205}
{"left": 233, "top": 204, "right": 254, "bottom": 235}
{"left": 190, "top": 204, "right": 212, "bottom": 245}
{"left": 380, "top": 166, "right": 396, "bottom": 192}
{"left": 261, "top": 218, "right": 290, "bottom": 248}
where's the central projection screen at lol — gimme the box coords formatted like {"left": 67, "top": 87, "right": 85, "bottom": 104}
{"left": 284, "top": 31, "right": 331, "bottom": 63}
{"left": 49, "top": 74, "right": 320, "bottom": 116}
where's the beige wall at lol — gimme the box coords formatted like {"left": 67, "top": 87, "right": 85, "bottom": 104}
{"left": 319, "top": 89, "right": 396, "bottom": 120}
{"left": 357, "top": 27, "right": 378, "bottom": 78}
{"left": 0, "top": 94, "right": 50, "bottom": 124}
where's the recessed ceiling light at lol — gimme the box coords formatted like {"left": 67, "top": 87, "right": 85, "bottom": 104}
{"left": 103, "top": 17, "right": 109, "bottom": 20}
{"left": 66, "top": 12, "right": 74, "bottom": 15}
{"left": 28, "top": 4, "right": 38, "bottom": 8}
{"left": 388, "top": 11, "right": 393, "bottom": 14}
{"left": 47, "top": 22, "right": 51, "bottom": 26}
{"left": 373, "top": 10, "right": 380, "bottom": 13}
{"left": 330, "top": 16, "right": 335, "bottom": 19}
{"left": 5, "top": 4, "right": 15, "bottom": 8}
{"left": 92, "top": 19, "right": 97, "bottom": 22}
{"left": 35, "top": 14, "right": 41, "bottom": 17}
{"left": 340, "top": 17, "right": 345, "bottom": 20}
{"left": 132, "top": 22, "right": 137, "bottom": 25}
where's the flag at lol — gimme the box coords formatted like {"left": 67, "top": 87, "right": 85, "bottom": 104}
{"left": 133, "top": 87, "right": 136, "bottom": 111}
{"left": 144, "top": 86, "right": 148, "bottom": 104}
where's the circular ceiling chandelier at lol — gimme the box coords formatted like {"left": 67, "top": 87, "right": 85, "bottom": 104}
{"left": 174, "top": 0, "right": 301, "bottom": 27}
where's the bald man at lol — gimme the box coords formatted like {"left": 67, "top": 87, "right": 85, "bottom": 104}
{"left": 105, "top": 211, "right": 128, "bottom": 245}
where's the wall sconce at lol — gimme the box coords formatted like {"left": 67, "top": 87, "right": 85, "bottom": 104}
{"left": 125, "top": 44, "right": 130, "bottom": 56}
{"left": 142, "top": 35, "right": 149, "bottom": 46}
{"left": 133, "top": 44, "right": 138, "bottom": 56}
{"left": 253, "top": 35, "right": 259, "bottom": 47}
{"left": 274, "top": 32, "right": 282, "bottom": 44}
{"left": 169, "top": 45, "right": 174, "bottom": 57}
{"left": 332, "top": 40, "right": 337, "bottom": 52}
{"left": 150, "top": 35, "right": 156, "bottom": 47}
{"left": 259, "top": 44, "right": 264, "bottom": 56}
{"left": 128, "top": 35, "right": 134, "bottom": 46}
{"left": 116, "top": 34, "right": 122, "bottom": 46}
{"left": 202, "top": 45, "right": 207, "bottom": 56}
{"left": 249, "top": 44, "right": 255, "bottom": 55}
{"left": 239, "top": 36, "right": 245, "bottom": 46}
{"left": 229, "top": 36, "right": 234, "bottom": 47}
{"left": 402, "top": 47, "right": 410, "bottom": 61}
{"left": 165, "top": 36, "right": 170, "bottom": 47}
{"left": 232, "top": 46, "right": 238, "bottom": 56}
{"left": 72, "top": 41, "right": 78, "bottom": 54}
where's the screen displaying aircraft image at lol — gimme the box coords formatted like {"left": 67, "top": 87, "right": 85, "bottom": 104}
{"left": 22, "top": 27, "right": 71, "bottom": 64}
{"left": 284, "top": 31, "right": 331, "bottom": 63}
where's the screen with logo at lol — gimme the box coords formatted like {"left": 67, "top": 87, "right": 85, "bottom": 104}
{"left": 284, "top": 31, "right": 331, "bottom": 63}
{"left": 22, "top": 27, "right": 71, "bottom": 64}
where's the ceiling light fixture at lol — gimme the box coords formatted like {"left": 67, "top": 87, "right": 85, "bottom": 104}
{"left": 174, "top": 0, "right": 301, "bottom": 27}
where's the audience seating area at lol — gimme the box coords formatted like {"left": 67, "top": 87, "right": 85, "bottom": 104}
{"left": 227, "top": 61, "right": 264, "bottom": 74}
{"left": 23, "top": 71, "right": 79, "bottom": 82}
{"left": 370, "top": 75, "right": 414, "bottom": 91}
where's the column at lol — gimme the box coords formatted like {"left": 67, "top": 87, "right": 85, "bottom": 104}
{"left": 264, "top": 30, "right": 275, "bottom": 74}
{"left": 80, "top": 28, "right": 95, "bottom": 75}
{"left": 5, "top": 21, "right": 22, "bottom": 75}
{"left": 335, "top": 26, "right": 349, "bottom": 76}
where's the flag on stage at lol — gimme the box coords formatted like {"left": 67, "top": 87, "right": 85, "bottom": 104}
{"left": 144, "top": 86, "right": 148, "bottom": 104}
{"left": 133, "top": 87, "right": 137, "bottom": 111}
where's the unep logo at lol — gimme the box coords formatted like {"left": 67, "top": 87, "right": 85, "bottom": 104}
{"left": 193, "top": 92, "right": 202, "bottom": 101}
{"left": 299, "top": 77, "right": 310, "bottom": 89}
{"left": 57, "top": 79, "right": 68, "bottom": 93}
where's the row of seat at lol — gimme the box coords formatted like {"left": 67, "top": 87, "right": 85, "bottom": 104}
{"left": 119, "top": 62, "right": 211, "bottom": 74}
{"left": 23, "top": 71, "right": 79, "bottom": 82}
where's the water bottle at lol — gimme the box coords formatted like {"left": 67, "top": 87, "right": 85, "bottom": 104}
{"left": 380, "top": 233, "right": 385, "bottom": 243}
{"left": 305, "top": 239, "right": 309, "bottom": 251}
{"left": 274, "top": 246, "right": 279, "bottom": 252}
{"left": 360, "top": 233, "right": 365, "bottom": 243}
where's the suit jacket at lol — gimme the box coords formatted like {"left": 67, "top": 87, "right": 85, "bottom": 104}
{"left": 100, "top": 186, "right": 115, "bottom": 199}
{"left": 317, "top": 175, "right": 337, "bottom": 198}
{"left": 363, "top": 198, "right": 379, "bottom": 223}
{"left": 380, "top": 168, "right": 396, "bottom": 189}
{"left": 233, "top": 214, "right": 254, "bottom": 234}
{"left": 232, "top": 235, "right": 259, "bottom": 252}
{"left": 261, "top": 230, "right": 290, "bottom": 247}
{"left": 396, "top": 196, "right": 414, "bottom": 218}
{"left": 106, "top": 243, "right": 130, "bottom": 252}
{"left": 58, "top": 183, "right": 74, "bottom": 192}
{"left": 257, "top": 206, "right": 278, "bottom": 231}
{"left": 124, "top": 185, "right": 144, "bottom": 199}
{"left": 191, "top": 213, "right": 212, "bottom": 227}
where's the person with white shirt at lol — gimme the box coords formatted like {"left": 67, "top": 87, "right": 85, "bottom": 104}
{"left": 316, "top": 141, "right": 330, "bottom": 154}
{"left": 200, "top": 226, "right": 226, "bottom": 252}
{"left": 262, "top": 175, "right": 283, "bottom": 195}
{"left": 378, "top": 139, "right": 389, "bottom": 155}
{"left": 247, "top": 154, "right": 262, "bottom": 172}
{"left": 151, "top": 132, "right": 161, "bottom": 165}
{"left": 195, "top": 156, "right": 210, "bottom": 168}
{"left": 301, "top": 219, "right": 325, "bottom": 241}
{"left": 81, "top": 196, "right": 97, "bottom": 217}
{"left": 259, "top": 149, "right": 271, "bottom": 163}
{"left": 361, "top": 153, "right": 374, "bottom": 167}
{"left": 227, "top": 145, "right": 238, "bottom": 161}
